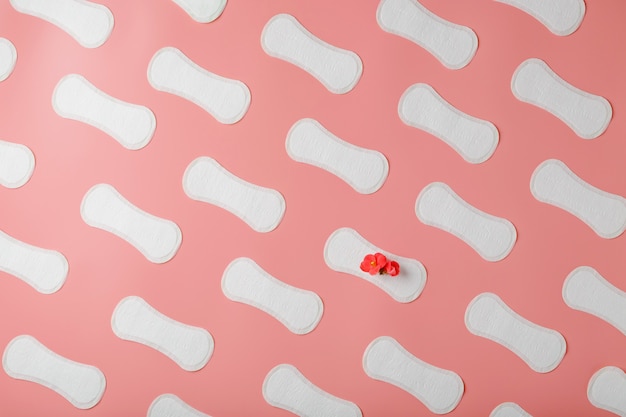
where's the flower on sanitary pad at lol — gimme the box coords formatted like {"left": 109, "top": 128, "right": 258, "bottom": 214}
{"left": 384, "top": 260, "right": 400, "bottom": 276}
{"left": 360, "top": 253, "right": 400, "bottom": 276}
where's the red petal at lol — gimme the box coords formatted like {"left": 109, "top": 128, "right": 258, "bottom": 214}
{"left": 360, "top": 260, "right": 371, "bottom": 272}
{"left": 374, "top": 253, "right": 387, "bottom": 266}
{"left": 386, "top": 261, "right": 400, "bottom": 276}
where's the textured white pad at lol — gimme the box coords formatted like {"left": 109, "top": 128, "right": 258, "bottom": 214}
{"left": 0, "top": 139, "right": 34, "bottom": 188}
{"left": 563, "top": 266, "right": 626, "bottom": 336}
{"left": 588, "top": 367, "right": 626, "bottom": 417}
{"left": 0, "top": 38, "right": 17, "bottom": 81}
{"left": 148, "top": 394, "right": 211, "bottom": 417}
{"left": 465, "top": 293, "right": 566, "bottom": 373}
{"left": 183, "top": 157, "right": 285, "bottom": 233}
{"left": 81, "top": 184, "right": 182, "bottom": 263}
{"left": 495, "top": 0, "right": 585, "bottom": 36}
{"left": 286, "top": 118, "right": 388, "bottom": 194}
{"left": 222, "top": 257, "right": 323, "bottom": 335}
{"left": 53, "top": 74, "right": 156, "bottom": 150}
{"left": 377, "top": 0, "right": 477, "bottom": 69}
{"left": 148, "top": 47, "right": 250, "bottom": 124}
{"left": 2, "top": 335, "right": 105, "bottom": 409}
{"left": 263, "top": 364, "right": 362, "bottom": 417}
{"left": 0, "top": 229, "right": 67, "bottom": 294}
{"left": 324, "top": 227, "right": 426, "bottom": 303}
{"left": 9, "top": 0, "right": 113, "bottom": 48}
{"left": 531, "top": 159, "right": 626, "bottom": 239}
{"left": 111, "top": 296, "right": 214, "bottom": 372}
{"left": 490, "top": 402, "right": 532, "bottom": 417}
{"left": 415, "top": 182, "right": 517, "bottom": 262}
{"left": 399, "top": 83, "right": 498, "bottom": 163}
{"left": 171, "top": 0, "right": 226, "bottom": 23}
{"left": 261, "top": 14, "right": 363, "bottom": 94}
{"left": 512, "top": 58, "right": 612, "bottom": 139}
{"left": 363, "top": 336, "right": 464, "bottom": 414}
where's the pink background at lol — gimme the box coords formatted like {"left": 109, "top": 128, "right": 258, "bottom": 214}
{"left": 2, "top": 0, "right": 626, "bottom": 415}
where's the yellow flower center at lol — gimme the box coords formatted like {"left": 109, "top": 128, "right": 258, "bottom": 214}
{"left": 370, "top": 260, "right": 376, "bottom": 266}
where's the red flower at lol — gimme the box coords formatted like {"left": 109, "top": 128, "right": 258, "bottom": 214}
{"left": 360, "top": 253, "right": 400, "bottom": 276}
{"left": 384, "top": 260, "right": 400, "bottom": 276}
{"left": 360, "top": 253, "right": 388, "bottom": 275}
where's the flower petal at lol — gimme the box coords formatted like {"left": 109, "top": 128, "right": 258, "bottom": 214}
{"left": 386, "top": 261, "right": 400, "bottom": 276}
{"left": 374, "top": 253, "right": 387, "bottom": 266}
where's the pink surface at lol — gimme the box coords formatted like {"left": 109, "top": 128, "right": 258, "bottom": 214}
{"left": 1, "top": 0, "right": 626, "bottom": 415}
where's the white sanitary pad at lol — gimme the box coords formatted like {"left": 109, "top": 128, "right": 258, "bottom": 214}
{"left": 495, "top": 0, "right": 585, "bottom": 36}
{"left": 286, "top": 118, "right": 388, "bottom": 194}
{"left": 148, "top": 393, "right": 212, "bottom": 417}
{"left": 512, "top": 58, "right": 612, "bottom": 139}
{"left": 563, "top": 266, "right": 626, "bottom": 336}
{"left": 3, "top": 335, "right": 106, "bottom": 409}
{"left": 531, "top": 159, "right": 626, "bottom": 239}
{"left": 111, "top": 296, "right": 214, "bottom": 372}
{"left": 465, "top": 293, "right": 566, "bottom": 373}
{"left": 399, "top": 83, "right": 499, "bottom": 163}
{"left": 171, "top": 0, "right": 226, "bottom": 23}
{"left": 263, "top": 364, "right": 362, "bottom": 417}
{"left": 415, "top": 182, "right": 517, "bottom": 261}
{"left": 81, "top": 184, "right": 182, "bottom": 263}
{"left": 377, "top": 0, "right": 477, "bottom": 69}
{"left": 148, "top": 47, "right": 250, "bottom": 124}
{"left": 9, "top": 0, "right": 113, "bottom": 48}
{"left": 363, "top": 336, "right": 464, "bottom": 414}
{"left": 222, "top": 257, "right": 323, "bottom": 334}
{"left": 0, "top": 38, "right": 16, "bottom": 81}
{"left": 0, "top": 229, "right": 67, "bottom": 294}
{"left": 0, "top": 139, "right": 34, "bottom": 188}
{"left": 53, "top": 74, "right": 156, "bottom": 150}
{"left": 490, "top": 402, "right": 532, "bottom": 417}
{"left": 588, "top": 367, "right": 626, "bottom": 416}
{"left": 261, "top": 14, "right": 363, "bottom": 94}
{"left": 324, "top": 227, "right": 427, "bottom": 303}
{"left": 183, "top": 157, "right": 285, "bottom": 233}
